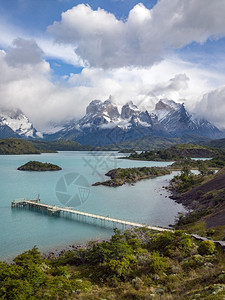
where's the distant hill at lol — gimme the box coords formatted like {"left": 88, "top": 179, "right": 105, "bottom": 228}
{"left": 0, "top": 138, "right": 41, "bottom": 154}
{"left": 127, "top": 143, "right": 224, "bottom": 161}
{"left": 206, "top": 138, "right": 225, "bottom": 149}
{"left": 104, "top": 135, "right": 210, "bottom": 151}
{"left": 0, "top": 138, "right": 94, "bottom": 154}
{"left": 30, "top": 140, "right": 91, "bottom": 152}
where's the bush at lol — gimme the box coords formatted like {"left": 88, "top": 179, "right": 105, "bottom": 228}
{"left": 182, "top": 255, "right": 204, "bottom": 269}
{"left": 148, "top": 252, "right": 171, "bottom": 274}
{"left": 198, "top": 241, "right": 215, "bottom": 256}
{"left": 148, "top": 231, "right": 194, "bottom": 259}
{"left": 102, "top": 255, "right": 136, "bottom": 280}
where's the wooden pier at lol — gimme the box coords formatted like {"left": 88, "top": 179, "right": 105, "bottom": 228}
{"left": 11, "top": 199, "right": 173, "bottom": 232}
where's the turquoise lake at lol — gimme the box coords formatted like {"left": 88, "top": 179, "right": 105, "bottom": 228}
{"left": 0, "top": 151, "right": 186, "bottom": 260}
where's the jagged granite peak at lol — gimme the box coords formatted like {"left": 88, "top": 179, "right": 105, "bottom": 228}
{"left": 83, "top": 98, "right": 120, "bottom": 125}
{"left": 121, "top": 101, "right": 140, "bottom": 119}
{"left": 0, "top": 108, "right": 42, "bottom": 139}
{"left": 45, "top": 98, "right": 222, "bottom": 145}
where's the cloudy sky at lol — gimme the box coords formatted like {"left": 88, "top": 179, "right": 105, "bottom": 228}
{"left": 1, "top": 0, "right": 225, "bottom": 132}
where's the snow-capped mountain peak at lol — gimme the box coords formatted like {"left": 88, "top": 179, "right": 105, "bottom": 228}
{"left": 121, "top": 101, "right": 140, "bottom": 119}
{"left": 0, "top": 108, "right": 42, "bottom": 138}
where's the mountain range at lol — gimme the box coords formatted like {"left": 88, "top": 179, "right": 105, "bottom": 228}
{"left": 0, "top": 99, "right": 223, "bottom": 146}
{"left": 44, "top": 98, "right": 222, "bottom": 146}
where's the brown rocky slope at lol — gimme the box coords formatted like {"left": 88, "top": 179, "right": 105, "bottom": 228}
{"left": 176, "top": 168, "right": 225, "bottom": 228}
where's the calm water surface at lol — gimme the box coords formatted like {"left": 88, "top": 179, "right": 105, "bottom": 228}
{"left": 0, "top": 151, "right": 186, "bottom": 260}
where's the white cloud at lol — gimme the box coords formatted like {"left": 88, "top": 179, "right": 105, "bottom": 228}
{"left": 5, "top": 38, "right": 44, "bottom": 67}
{"left": 1, "top": 37, "right": 225, "bottom": 132}
{"left": 194, "top": 86, "right": 225, "bottom": 129}
{"left": 48, "top": 1, "right": 225, "bottom": 68}
{"left": 0, "top": 18, "right": 81, "bottom": 67}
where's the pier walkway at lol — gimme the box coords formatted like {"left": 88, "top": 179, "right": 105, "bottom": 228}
{"left": 11, "top": 199, "right": 172, "bottom": 232}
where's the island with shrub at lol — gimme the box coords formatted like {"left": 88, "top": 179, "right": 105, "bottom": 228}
{"left": 17, "top": 161, "right": 62, "bottom": 171}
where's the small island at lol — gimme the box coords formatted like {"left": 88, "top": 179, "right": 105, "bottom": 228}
{"left": 17, "top": 161, "right": 62, "bottom": 171}
{"left": 93, "top": 166, "right": 171, "bottom": 187}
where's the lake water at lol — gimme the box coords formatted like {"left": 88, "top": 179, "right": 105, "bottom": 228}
{"left": 0, "top": 151, "right": 186, "bottom": 260}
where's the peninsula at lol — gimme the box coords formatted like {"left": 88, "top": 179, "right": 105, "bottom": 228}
{"left": 93, "top": 166, "right": 171, "bottom": 186}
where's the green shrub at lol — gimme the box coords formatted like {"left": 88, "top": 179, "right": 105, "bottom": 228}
{"left": 198, "top": 241, "right": 215, "bottom": 256}
{"left": 148, "top": 252, "right": 171, "bottom": 274}
{"left": 182, "top": 255, "right": 204, "bottom": 269}
{"left": 13, "top": 246, "right": 43, "bottom": 266}
{"left": 50, "top": 266, "right": 69, "bottom": 277}
{"left": 102, "top": 255, "right": 136, "bottom": 280}
{"left": 148, "top": 231, "right": 194, "bottom": 259}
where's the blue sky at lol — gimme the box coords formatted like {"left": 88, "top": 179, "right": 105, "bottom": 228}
{"left": 0, "top": 0, "right": 157, "bottom": 29}
{"left": 0, "top": 0, "right": 225, "bottom": 131}
{"left": 0, "top": 0, "right": 157, "bottom": 76}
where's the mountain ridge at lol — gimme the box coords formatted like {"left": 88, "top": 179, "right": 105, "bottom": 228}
{"left": 45, "top": 98, "right": 222, "bottom": 145}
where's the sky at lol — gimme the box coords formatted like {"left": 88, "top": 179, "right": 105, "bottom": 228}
{"left": 1, "top": 0, "right": 225, "bottom": 132}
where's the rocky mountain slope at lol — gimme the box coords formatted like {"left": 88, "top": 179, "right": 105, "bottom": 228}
{"left": 153, "top": 99, "right": 220, "bottom": 138}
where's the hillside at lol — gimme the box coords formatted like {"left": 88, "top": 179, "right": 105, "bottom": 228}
{"left": 0, "top": 138, "right": 41, "bottom": 154}
{"left": 0, "top": 230, "right": 224, "bottom": 299}
{"left": 100, "top": 135, "right": 210, "bottom": 151}
{"left": 174, "top": 168, "right": 225, "bottom": 240}
{"left": 30, "top": 140, "right": 90, "bottom": 151}
{"left": 0, "top": 138, "right": 94, "bottom": 154}
{"left": 207, "top": 138, "right": 225, "bottom": 149}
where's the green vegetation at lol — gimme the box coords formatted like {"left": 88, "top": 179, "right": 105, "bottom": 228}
{"left": 128, "top": 144, "right": 225, "bottom": 161}
{"left": 106, "top": 135, "right": 210, "bottom": 151}
{"left": 30, "top": 140, "right": 93, "bottom": 152}
{"left": 171, "top": 166, "right": 225, "bottom": 240}
{"left": 170, "top": 166, "right": 208, "bottom": 194}
{"left": 0, "top": 138, "right": 104, "bottom": 154}
{"left": 0, "top": 138, "right": 41, "bottom": 154}
{"left": 198, "top": 241, "right": 216, "bottom": 256}
{"left": 0, "top": 229, "right": 224, "bottom": 299}
{"left": 206, "top": 138, "right": 225, "bottom": 149}
{"left": 93, "top": 167, "right": 171, "bottom": 186}
{"left": 17, "top": 161, "right": 62, "bottom": 171}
